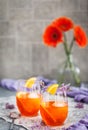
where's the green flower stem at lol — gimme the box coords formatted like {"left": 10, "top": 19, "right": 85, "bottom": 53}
{"left": 63, "top": 34, "right": 80, "bottom": 85}
{"left": 69, "top": 37, "right": 75, "bottom": 54}
{"left": 63, "top": 33, "right": 69, "bottom": 55}
{"left": 59, "top": 60, "right": 68, "bottom": 85}
{"left": 67, "top": 54, "right": 80, "bottom": 85}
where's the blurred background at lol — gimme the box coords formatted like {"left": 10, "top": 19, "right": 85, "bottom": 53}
{"left": 0, "top": 0, "right": 88, "bottom": 82}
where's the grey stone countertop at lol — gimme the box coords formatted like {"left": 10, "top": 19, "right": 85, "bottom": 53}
{"left": 0, "top": 87, "right": 88, "bottom": 130}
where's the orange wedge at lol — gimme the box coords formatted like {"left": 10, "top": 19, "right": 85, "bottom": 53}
{"left": 25, "top": 77, "right": 37, "bottom": 88}
{"left": 47, "top": 84, "right": 59, "bottom": 95}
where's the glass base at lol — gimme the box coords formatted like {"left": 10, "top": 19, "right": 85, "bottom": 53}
{"left": 47, "top": 124, "right": 65, "bottom": 130}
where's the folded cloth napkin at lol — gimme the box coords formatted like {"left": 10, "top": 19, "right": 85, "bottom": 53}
{"left": 0, "top": 79, "right": 25, "bottom": 91}
{"left": 0, "top": 76, "right": 57, "bottom": 91}
{"left": 66, "top": 114, "right": 88, "bottom": 130}
{"left": 67, "top": 83, "right": 88, "bottom": 104}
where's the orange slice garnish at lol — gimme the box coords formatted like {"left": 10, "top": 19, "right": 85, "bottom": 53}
{"left": 46, "top": 84, "right": 59, "bottom": 95}
{"left": 25, "top": 77, "right": 37, "bottom": 88}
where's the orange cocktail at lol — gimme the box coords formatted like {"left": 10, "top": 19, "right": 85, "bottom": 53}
{"left": 40, "top": 100, "right": 68, "bottom": 126}
{"left": 16, "top": 92, "right": 41, "bottom": 117}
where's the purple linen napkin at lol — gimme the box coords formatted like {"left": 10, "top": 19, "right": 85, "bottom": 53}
{"left": 79, "top": 114, "right": 88, "bottom": 128}
{"left": 0, "top": 79, "right": 17, "bottom": 91}
{"left": 66, "top": 114, "right": 88, "bottom": 130}
{"left": 67, "top": 85, "right": 88, "bottom": 104}
{"left": 0, "top": 79, "right": 25, "bottom": 91}
{"left": 74, "top": 94, "right": 88, "bottom": 103}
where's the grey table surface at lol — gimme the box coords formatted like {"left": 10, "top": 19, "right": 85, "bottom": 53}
{"left": 0, "top": 87, "right": 88, "bottom": 130}
{"left": 0, "top": 87, "right": 16, "bottom": 97}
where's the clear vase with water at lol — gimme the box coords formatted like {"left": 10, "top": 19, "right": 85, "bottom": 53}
{"left": 57, "top": 54, "right": 81, "bottom": 86}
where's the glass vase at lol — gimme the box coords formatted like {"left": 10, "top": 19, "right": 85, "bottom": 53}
{"left": 57, "top": 54, "right": 81, "bottom": 86}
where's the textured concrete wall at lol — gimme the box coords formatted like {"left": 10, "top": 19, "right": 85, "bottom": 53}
{"left": 0, "top": 0, "right": 88, "bottom": 81}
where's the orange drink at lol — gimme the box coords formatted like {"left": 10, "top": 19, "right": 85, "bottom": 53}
{"left": 40, "top": 83, "right": 69, "bottom": 127}
{"left": 16, "top": 92, "right": 41, "bottom": 116}
{"left": 40, "top": 101, "right": 68, "bottom": 126}
{"left": 16, "top": 77, "right": 42, "bottom": 117}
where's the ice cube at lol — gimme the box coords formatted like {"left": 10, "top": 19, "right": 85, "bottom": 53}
{"left": 29, "top": 92, "right": 39, "bottom": 98}
{"left": 53, "top": 101, "right": 66, "bottom": 107}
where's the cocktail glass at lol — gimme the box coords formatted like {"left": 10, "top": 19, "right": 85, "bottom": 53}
{"left": 16, "top": 80, "right": 41, "bottom": 117}
{"left": 40, "top": 86, "right": 68, "bottom": 128}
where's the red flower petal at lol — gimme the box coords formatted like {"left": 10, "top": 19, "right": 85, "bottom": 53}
{"left": 43, "top": 25, "right": 63, "bottom": 47}
{"left": 74, "top": 26, "right": 87, "bottom": 48}
{"left": 52, "top": 16, "right": 74, "bottom": 32}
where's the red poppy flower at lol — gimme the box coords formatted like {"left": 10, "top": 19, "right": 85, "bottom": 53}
{"left": 43, "top": 25, "right": 63, "bottom": 47}
{"left": 52, "top": 16, "right": 74, "bottom": 32}
{"left": 74, "top": 25, "right": 87, "bottom": 48}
